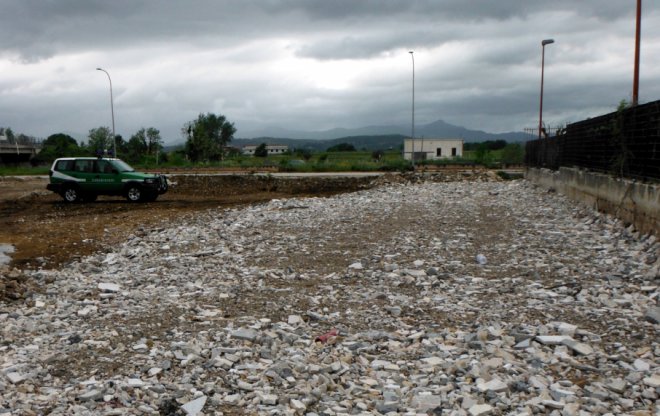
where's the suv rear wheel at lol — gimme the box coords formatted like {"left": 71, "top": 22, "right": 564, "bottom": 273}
{"left": 62, "top": 185, "right": 81, "bottom": 203}
{"left": 126, "top": 184, "right": 143, "bottom": 202}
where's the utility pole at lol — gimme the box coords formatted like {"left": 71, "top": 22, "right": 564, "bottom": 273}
{"left": 539, "top": 39, "right": 554, "bottom": 140}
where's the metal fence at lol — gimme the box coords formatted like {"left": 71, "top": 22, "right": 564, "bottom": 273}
{"left": 523, "top": 127, "right": 562, "bottom": 138}
{"left": 525, "top": 99, "right": 660, "bottom": 181}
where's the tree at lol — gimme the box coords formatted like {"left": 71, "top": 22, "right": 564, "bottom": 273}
{"left": 115, "top": 135, "right": 128, "bottom": 157}
{"left": 125, "top": 127, "right": 162, "bottom": 162}
{"left": 126, "top": 129, "right": 148, "bottom": 163}
{"left": 254, "top": 143, "right": 268, "bottom": 158}
{"left": 43, "top": 133, "right": 78, "bottom": 150}
{"left": 474, "top": 143, "right": 494, "bottom": 166}
{"left": 88, "top": 127, "right": 113, "bottom": 155}
{"left": 327, "top": 143, "right": 356, "bottom": 152}
{"left": 464, "top": 140, "right": 507, "bottom": 152}
{"left": 183, "top": 113, "right": 236, "bottom": 162}
{"left": 35, "top": 133, "right": 83, "bottom": 162}
{"left": 146, "top": 127, "right": 163, "bottom": 156}
{"left": 500, "top": 143, "right": 524, "bottom": 166}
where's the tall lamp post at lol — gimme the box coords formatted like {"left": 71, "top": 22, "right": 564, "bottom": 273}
{"left": 632, "top": 0, "right": 641, "bottom": 106}
{"left": 538, "top": 39, "right": 554, "bottom": 140}
{"left": 409, "top": 51, "right": 415, "bottom": 168}
{"left": 96, "top": 67, "right": 116, "bottom": 157}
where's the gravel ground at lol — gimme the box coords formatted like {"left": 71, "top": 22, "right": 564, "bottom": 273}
{"left": 1, "top": 178, "right": 658, "bottom": 416}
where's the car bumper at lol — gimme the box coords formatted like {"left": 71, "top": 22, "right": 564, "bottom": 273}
{"left": 46, "top": 183, "right": 63, "bottom": 193}
{"left": 143, "top": 175, "right": 168, "bottom": 194}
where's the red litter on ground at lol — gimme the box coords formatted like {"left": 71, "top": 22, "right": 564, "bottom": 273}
{"left": 315, "top": 328, "right": 338, "bottom": 343}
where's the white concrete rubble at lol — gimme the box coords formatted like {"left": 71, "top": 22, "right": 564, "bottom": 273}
{"left": 1, "top": 179, "right": 658, "bottom": 415}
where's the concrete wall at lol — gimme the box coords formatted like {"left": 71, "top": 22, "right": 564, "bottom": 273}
{"left": 526, "top": 167, "right": 660, "bottom": 235}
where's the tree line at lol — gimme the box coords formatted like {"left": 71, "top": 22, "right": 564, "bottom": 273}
{"left": 32, "top": 126, "right": 166, "bottom": 165}
{"left": 0, "top": 127, "right": 41, "bottom": 146}
{"left": 5, "top": 115, "right": 524, "bottom": 167}
{"left": 3, "top": 112, "right": 236, "bottom": 165}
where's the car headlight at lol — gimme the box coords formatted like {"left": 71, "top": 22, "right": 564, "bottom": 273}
{"left": 144, "top": 178, "right": 156, "bottom": 184}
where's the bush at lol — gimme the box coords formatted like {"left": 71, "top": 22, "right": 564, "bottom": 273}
{"left": 372, "top": 150, "right": 384, "bottom": 161}
{"left": 379, "top": 159, "right": 412, "bottom": 172}
{"left": 294, "top": 148, "right": 313, "bottom": 161}
{"left": 500, "top": 143, "right": 524, "bottom": 166}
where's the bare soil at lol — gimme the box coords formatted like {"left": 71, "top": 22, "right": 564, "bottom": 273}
{"left": 0, "top": 175, "right": 355, "bottom": 270}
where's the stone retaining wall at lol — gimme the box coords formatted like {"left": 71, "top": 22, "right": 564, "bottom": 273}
{"left": 526, "top": 167, "right": 660, "bottom": 235}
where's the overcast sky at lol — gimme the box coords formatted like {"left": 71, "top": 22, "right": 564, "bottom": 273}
{"left": 1, "top": 0, "right": 659, "bottom": 144}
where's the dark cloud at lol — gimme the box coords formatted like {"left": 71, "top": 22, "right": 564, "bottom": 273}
{"left": 2, "top": 1, "right": 647, "bottom": 61}
{"left": 1, "top": 0, "right": 658, "bottom": 141}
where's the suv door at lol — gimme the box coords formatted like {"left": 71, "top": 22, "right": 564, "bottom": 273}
{"left": 72, "top": 159, "right": 96, "bottom": 192}
{"left": 93, "top": 159, "right": 122, "bottom": 194}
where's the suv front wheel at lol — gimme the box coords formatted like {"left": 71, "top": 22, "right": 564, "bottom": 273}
{"left": 125, "top": 184, "right": 143, "bottom": 202}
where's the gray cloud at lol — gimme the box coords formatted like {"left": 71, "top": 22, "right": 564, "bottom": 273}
{"left": 1, "top": 0, "right": 658, "bottom": 142}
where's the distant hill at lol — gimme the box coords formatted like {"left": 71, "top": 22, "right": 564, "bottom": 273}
{"left": 165, "top": 119, "right": 533, "bottom": 150}
{"left": 232, "top": 135, "right": 406, "bottom": 152}
{"left": 237, "top": 119, "right": 532, "bottom": 143}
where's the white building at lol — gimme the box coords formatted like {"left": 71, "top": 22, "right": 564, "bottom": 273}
{"left": 403, "top": 138, "right": 464, "bottom": 161}
{"left": 242, "top": 144, "right": 289, "bottom": 156}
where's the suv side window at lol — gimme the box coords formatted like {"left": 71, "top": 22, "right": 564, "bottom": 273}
{"left": 55, "top": 160, "right": 74, "bottom": 172}
{"left": 74, "top": 160, "right": 94, "bottom": 173}
{"left": 95, "top": 160, "right": 114, "bottom": 174}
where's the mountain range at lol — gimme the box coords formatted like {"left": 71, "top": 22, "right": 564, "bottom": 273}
{"left": 160, "top": 119, "right": 533, "bottom": 151}
{"left": 225, "top": 119, "right": 532, "bottom": 151}
{"left": 238, "top": 119, "right": 531, "bottom": 142}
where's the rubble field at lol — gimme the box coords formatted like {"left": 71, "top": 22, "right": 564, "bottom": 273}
{"left": 0, "top": 174, "right": 659, "bottom": 415}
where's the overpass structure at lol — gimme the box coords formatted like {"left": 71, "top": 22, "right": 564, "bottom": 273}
{"left": 0, "top": 141, "right": 41, "bottom": 164}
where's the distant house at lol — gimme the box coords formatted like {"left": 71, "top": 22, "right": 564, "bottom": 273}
{"left": 403, "top": 138, "right": 463, "bottom": 161}
{"left": 223, "top": 145, "right": 241, "bottom": 155}
{"left": 242, "top": 144, "right": 289, "bottom": 156}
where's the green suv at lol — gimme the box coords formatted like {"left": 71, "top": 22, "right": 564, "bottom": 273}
{"left": 46, "top": 157, "right": 168, "bottom": 203}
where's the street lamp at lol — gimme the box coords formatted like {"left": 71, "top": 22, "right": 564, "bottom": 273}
{"left": 538, "top": 39, "right": 554, "bottom": 140}
{"left": 409, "top": 51, "right": 415, "bottom": 168}
{"left": 632, "top": 0, "right": 641, "bottom": 106}
{"left": 96, "top": 67, "right": 116, "bottom": 157}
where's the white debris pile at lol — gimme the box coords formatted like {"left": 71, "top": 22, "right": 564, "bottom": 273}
{"left": 1, "top": 180, "right": 658, "bottom": 416}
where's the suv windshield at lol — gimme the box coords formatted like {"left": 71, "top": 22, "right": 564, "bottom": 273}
{"left": 111, "top": 159, "right": 135, "bottom": 172}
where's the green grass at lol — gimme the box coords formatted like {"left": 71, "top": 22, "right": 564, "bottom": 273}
{"left": 463, "top": 149, "right": 504, "bottom": 160}
{"left": 205, "top": 150, "right": 413, "bottom": 173}
{"left": 5, "top": 147, "right": 522, "bottom": 175}
{"left": 0, "top": 166, "right": 50, "bottom": 176}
